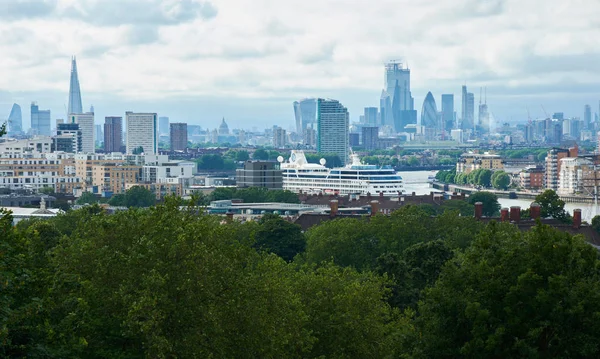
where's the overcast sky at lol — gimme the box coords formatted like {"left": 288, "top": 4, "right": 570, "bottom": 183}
{"left": 1, "top": 0, "right": 600, "bottom": 131}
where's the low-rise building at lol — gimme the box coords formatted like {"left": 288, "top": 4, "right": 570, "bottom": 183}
{"left": 519, "top": 166, "right": 545, "bottom": 190}
{"left": 92, "top": 163, "right": 142, "bottom": 194}
{"left": 545, "top": 147, "right": 578, "bottom": 191}
{"left": 558, "top": 157, "right": 591, "bottom": 195}
{"left": 456, "top": 152, "right": 504, "bottom": 174}
{"left": 236, "top": 160, "right": 283, "bottom": 189}
{"left": 0, "top": 156, "right": 82, "bottom": 192}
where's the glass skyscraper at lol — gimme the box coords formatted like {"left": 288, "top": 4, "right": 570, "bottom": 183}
{"left": 7, "top": 103, "right": 22, "bottom": 135}
{"left": 420, "top": 92, "right": 438, "bottom": 130}
{"left": 441, "top": 94, "right": 454, "bottom": 132}
{"left": 30, "top": 102, "right": 51, "bottom": 136}
{"left": 317, "top": 98, "right": 349, "bottom": 164}
{"left": 68, "top": 56, "right": 83, "bottom": 115}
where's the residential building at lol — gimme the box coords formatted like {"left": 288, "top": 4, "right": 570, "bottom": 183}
{"left": 56, "top": 123, "right": 82, "bottom": 152}
{"left": 545, "top": 147, "right": 577, "bottom": 191}
{"left": 67, "top": 56, "right": 83, "bottom": 115}
{"left": 441, "top": 94, "right": 454, "bottom": 133}
{"left": 273, "top": 127, "right": 286, "bottom": 147}
{"left": 362, "top": 127, "right": 379, "bottom": 150}
{"left": 141, "top": 160, "right": 194, "bottom": 188}
{"left": 558, "top": 157, "right": 591, "bottom": 194}
{"left": 0, "top": 156, "right": 82, "bottom": 192}
{"left": 317, "top": 98, "right": 349, "bottom": 164}
{"left": 126, "top": 112, "right": 158, "bottom": 155}
{"left": 303, "top": 127, "right": 316, "bottom": 147}
{"left": 519, "top": 166, "right": 544, "bottom": 190}
{"left": 236, "top": 160, "right": 283, "bottom": 189}
{"left": 450, "top": 129, "right": 464, "bottom": 143}
{"left": 170, "top": 122, "right": 188, "bottom": 151}
{"left": 92, "top": 163, "right": 142, "bottom": 194}
{"left": 456, "top": 152, "right": 504, "bottom": 174}
{"left": 104, "top": 116, "right": 123, "bottom": 153}
{"left": 349, "top": 133, "right": 359, "bottom": 147}
{"left": 30, "top": 102, "right": 51, "bottom": 136}
{"left": 0, "top": 137, "right": 52, "bottom": 155}
{"left": 69, "top": 113, "right": 95, "bottom": 153}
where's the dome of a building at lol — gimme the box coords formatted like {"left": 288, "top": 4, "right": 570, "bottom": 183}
{"left": 218, "top": 117, "right": 229, "bottom": 135}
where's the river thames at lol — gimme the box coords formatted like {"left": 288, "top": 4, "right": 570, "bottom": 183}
{"left": 399, "top": 170, "right": 599, "bottom": 222}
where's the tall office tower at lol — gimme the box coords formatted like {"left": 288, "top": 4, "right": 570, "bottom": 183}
{"left": 68, "top": 56, "right": 83, "bottom": 115}
{"left": 441, "top": 94, "right": 454, "bottom": 133}
{"left": 30, "top": 102, "right": 51, "bottom": 136}
{"left": 303, "top": 127, "right": 316, "bottom": 147}
{"left": 293, "top": 101, "right": 302, "bottom": 133}
{"left": 461, "top": 91, "right": 475, "bottom": 131}
{"left": 69, "top": 113, "right": 95, "bottom": 153}
{"left": 362, "top": 126, "right": 379, "bottom": 150}
{"left": 126, "top": 112, "right": 158, "bottom": 155}
{"left": 379, "top": 90, "right": 392, "bottom": 126}
{"left": 478, "top": 88, "right": 490, "bottom": 134}
{"left": 95, "top": 124, "right": 103, "bottom": 147}
{"left": 420, "top": 92, "right": 439, "bottom": 131}
{"left": 584, "top": 104, "right": 592, "bottom": 130}
{"left": 159, "top": 116, "right": 169, "bottom": 135}
{"left": 317, "top": 98, "right": 349, "bottom": 164}
{"left": 524, "top": 124, "right": 534, "bottom": 143}
{"left": 170, "top": 122, "right": 188, "bottom": 151}
{"left": 56, "top": 123, "right": 82, "bottom": 152}
{"left": 7, "top": 103, "right": 22, "bottom": 135}
{"left": 273, "top": 127, "right": 287, "bottom": 147}
{"left": 553, "top": 112, "right": 564, "bottom": 120}
{"left": 104, "top": 116, "right": 123, "bottom": 153}
{"left": 364, "top": 107, "right": 378, "bottom": 125}
{"left": 384, "top": 61, "right": 413, "bottom": 112}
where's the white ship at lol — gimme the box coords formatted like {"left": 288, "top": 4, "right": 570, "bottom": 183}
{"left": 280, "top": 150, "right": 404, "bottom": 196}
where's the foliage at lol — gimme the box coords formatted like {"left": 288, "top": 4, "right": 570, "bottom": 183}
{"left": 468, "top": 191, "right": 501, "bottom": 216}
{"left": 305, "top": 153, "right": 343, "bottom": 168}
{"left": 76, "top": 191, "right": 98, "bottom": 205}
{"left": 435, "top": 168, "right": 457, "bottom": 184}
{"left": 108, "top": 186, "right": 156, "bottom": 208}
{"left": 491, "top": 170, "right": 511, "bottom": 190}
{"left": 535, "top": 189, "right": 569, "bottom": 222}
{"left": 416, "top": 222, "right": 600, "bottom": 358}
{"left": 592, "top": 215, "right": 600, "bottom": 233}
{"left": 254, "top": 214, "right": 306, "bottom": 261}
{"left": 252, "top": 148, "right": 269, "bottom": 160}
{"left": 0, "top": 122, "right": 6, "bottom": 137}
{"left": 196, "top": 153, "right": 236, "bottom": 171}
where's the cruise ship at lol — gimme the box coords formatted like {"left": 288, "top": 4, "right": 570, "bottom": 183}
{"left": 280, "top": 150, "right": 403, "bottom": 196}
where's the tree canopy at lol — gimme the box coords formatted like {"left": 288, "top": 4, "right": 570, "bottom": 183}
{"left": 468, "top": 191, "right": 501, "bottom": 217}
{"left": 535, "top": 189, "right": 570, "bottom": 222}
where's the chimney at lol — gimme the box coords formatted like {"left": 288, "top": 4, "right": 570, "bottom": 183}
{"left": 226, "top": 211, "right": 234, "bottom": 223}
{"left": 510, "top": 206, "right": 521, "bottom": 223}
{"left": 500, "top": 208, "right": 509, "bottom": 222}
{"left": 474, "top": 202, "right": 483, "bottom": 220}
{"left": 530, "top": 203, "right": 541, "bottom": 220}
{"left": 573, "top": 209, "right": 582, "bottom": 229}
{"left": 329, "top": 200, "right": 338, "bottom": 218}
{"left": 370, "top": 200, "right": 379, "bottom": 216}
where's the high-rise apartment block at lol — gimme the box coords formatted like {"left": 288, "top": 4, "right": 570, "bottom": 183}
{"left": 317, "top": 99, "right": 349, "bottom": 164}
{"left": 104, "top": 116, "right": 123, "bottom": 153}
{"left": 362, "top": 126, "right": 379, "bottom": 150}
{"left": 56, "top": 123, "right": 82, "bottom": 153}
{"left": 170, "top": 122, "right": 188, "bottom": 151}
{"left": 30, "top": 102, "right": 51, "bottom": 136}
{"left": 364, "top": 107, "right": 378, "bottom": 125}
{"left": 126, "top": 112, "right": 158, "bottom": 155}
{"left": 69, "top": 113, "right": 95, "bottom": 153}
{"left": 273, "top": 127, "right": 286, "bottom": 148}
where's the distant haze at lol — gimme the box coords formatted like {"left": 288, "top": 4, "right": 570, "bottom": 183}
{"left": 1, "top": 0, "right": 600, "bottom": 130}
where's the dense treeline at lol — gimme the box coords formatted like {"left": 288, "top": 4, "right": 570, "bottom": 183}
{"left": 2, "top": 198, "right": 600, "bottom": 357}
{"left": 436, "top": 167, "right": 511, "bottom": 190}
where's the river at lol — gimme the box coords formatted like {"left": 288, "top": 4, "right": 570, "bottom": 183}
{"left": 399, "top": 170, "right": 599, "bottom": 222}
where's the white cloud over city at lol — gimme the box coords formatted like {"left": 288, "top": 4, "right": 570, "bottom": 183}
{"left": 1, "top": 0, "right": 600, "bottom": 129}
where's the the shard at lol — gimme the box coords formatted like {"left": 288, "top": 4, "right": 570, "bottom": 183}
{"left": 68, "top": 56, "right": 83, "bottom": 115}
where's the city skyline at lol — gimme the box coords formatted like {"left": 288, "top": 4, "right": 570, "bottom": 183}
{"left": 1, "top": 0, "right": 600, "bottom": 130}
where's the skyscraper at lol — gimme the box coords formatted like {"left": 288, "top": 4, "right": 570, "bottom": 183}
{"left": 95, "top": 124, "right": 103, "bottom": 147}
{"left": 68, "top": 56, "right": 83, "bottom": 115}
{"left": 478, "top": 88, "right": 490, "bottom": 134}
{"left": 170, "top": 122, "right": 188, "bottom": 151}
{"left": 584, "top": 104, "right": 592, "bottom": 130}
{"left": 384, "top": 61, "right": 413, "bottom": 112}
{"left": 362, "top": 126, "right": 379, "bottom": 150}
{"left": 420, "top": 92, "right": 439, "bottom": 130}
{"left": 273, "top": 127, "right": 286, "bottom": 148}
{"left": 379, "top": 90, "right": 392, "bottom": 126}
{"left": 159, "top": 116, "right": 169, "bottom": 135}
{"left": 293, "top": 101, "right": 302, "bottom": 133}
{"left": 293, "top": 98, "right": 317, "bottom": 143}
{"left": 30, "top": 102, "right": 51, "bottom": 136}
{"left": 126, "top": 112, "right": 157, "bottom": 155}
{"left": 364, "top": 107, "right": 378, "bottom": 125}
{"left": 7, "top": 103, "right": 22, "bottom": 135}
{"left": 441, "top": 94, "right": 454, "bottom": 132}
{"left": 317, "top": 98, "right": 349, "bottom": 164}
{"left": 104, "top": 116, "right": 123, "bottom": 153}
{"left": 70, "top": 113, "right": 95, "bottom": 153}
{"left": 461, "top": 85, "right": 475, "bottom": 132}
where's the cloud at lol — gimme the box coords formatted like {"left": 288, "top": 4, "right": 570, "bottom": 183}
{"left": 126, "top": 25, "right": 160, "bottom": 45}
{"left": 0, "top": 0, "right": 57, "bottom": 19}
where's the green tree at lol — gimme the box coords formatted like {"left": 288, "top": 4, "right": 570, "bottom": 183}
{"left": 592, "top": 215, "right": 600, "bottom": 233}
{"left": 477, "top": 169, "right": 493, "bottom": 187}
{"left": 468, "top": 191, "right": 500, "bottom": 216}
{"left": 253, "top": 214, "right": 305, "bottom": 261}
{"left": 108, "top": 193, "right": 126, "bottom": 206}
{"left": 123, "top": 186, "right": 156, "bottom": 207}
{"left": 0, "top": 122, "right": 6, "bottom": 137}
{"left": 416, "top": 222, "right": 600, "bottom": 358}
{"left": 132, "top": 146, "right": 144, "bottom": 155}
{"left": 235, "top": 150, "right": 250, "bottom": 161}
{"left": 76, "top": 191, "right": 98, "bottom": 205}
{"left": 196, "top": 153, "right": 225, "bottom": 170}
{"left": 252, "top": 148, "right": 269, "bottom": 160}
{"left": 492, "top": 170, "right": 511, "bottom": 190}
{"left": 408, "top": 156, "right": 420, "bottom": 166}
{"left": 535, "top": 189, "right": 569, "bottom": 221}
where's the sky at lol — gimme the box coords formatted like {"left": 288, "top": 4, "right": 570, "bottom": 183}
{"left": 1, "top": 0, "right": 600, "bottom": 132}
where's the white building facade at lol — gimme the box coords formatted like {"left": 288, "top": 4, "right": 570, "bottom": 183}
{"left": 126, "top": 112, "right": 158, "bottom": 155}
{"left": 317, "top": 98, "right": 349, "bottom": 164}
{"left": 70, "top": 112, "right": 95, "bottom": 153}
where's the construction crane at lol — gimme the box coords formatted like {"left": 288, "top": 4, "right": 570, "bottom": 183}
{"left": 526, "top": 106, "right": 532, "bottom": 124}
{"left": 541, "top": 105, "right": 549, "bottom": 119}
